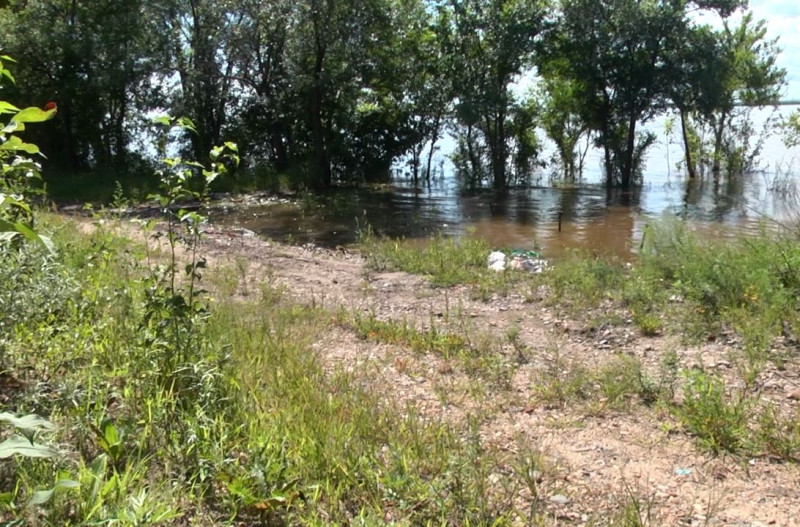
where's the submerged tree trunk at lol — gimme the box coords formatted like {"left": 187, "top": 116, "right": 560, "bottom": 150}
{"left": 466, "top": 124, "right": 480, "bottom": 185}
{"left": 620, "top": 113, "right": 637, "bottom": 188}
{"left": 425, "top": 113, "right": 442, "bottom": 184}
{"left": 680, "top": 110, "right": 697, "bottom": 180}
{"left": 410, "top": 142, "right": 423, "bottom": 186}
{"left": 490, "top": 107, "right": 507, "bottom": 190}
{"left": 711, "top": 111, "right": 728, "bottom": 182}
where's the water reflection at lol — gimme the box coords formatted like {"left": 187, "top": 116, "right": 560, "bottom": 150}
{"left": 213, "top": 171, "right": 794, "bottom": 259}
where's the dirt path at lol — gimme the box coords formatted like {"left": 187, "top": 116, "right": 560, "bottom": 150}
{"left": 128, "top": 220, "right": 800, "bottom": 525}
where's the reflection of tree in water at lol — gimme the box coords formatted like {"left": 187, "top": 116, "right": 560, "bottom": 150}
{"left": 606, "top": 186, "right": 642, "bottom": 209}
{"left": 680, "top": 174, "right": 748, "bottom": 222}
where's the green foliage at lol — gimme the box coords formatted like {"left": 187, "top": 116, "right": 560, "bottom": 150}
{"left": 0, "top": 0, "right": 788, "bottom": 194}
{"left": 0, "top": 414, "right": 56, "bottom": 460}
{"left": 342, "top": 311, "right": 469, "bottom": 358}
{"left": 533, "top": 353, "right": 661, "bottom": 412}
{"left": 537, "top": 0, "right": 782, "bottom": 187}
{"left": 536, "top": 76, "right": 589, "bottom": 182}
{"left": 782, "top": 109, "right": 800, "bottom": 148}
{"left": 144, "top": 116, "right": 238, "bottom": 389}
{"left": 0, "top": 218, "right": 523, "bottom": 523}
{"left": 0, "top": 1, "right": 157, "bottom": 173}
{"left": 596, "top": 356, "right": 660, "bottom": 409}
{"left": 757, "top": 406, "right": 800, "bottom": 462}
{"left": 544, "top": 218, "right": 800, "bottom": 361}
{"left": 444, "top": 0, "right": 547, "bottom": 188}
{"left": 0, "top": 412, "right": 81, "bottom": 510}
{"left": 0, "top": 52, "right": 56, "bottom": 251}
{"left": 668, "top": 13, "right": 785, "bottom": 180}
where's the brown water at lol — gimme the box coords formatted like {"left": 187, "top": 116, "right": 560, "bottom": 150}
{"left": 210, "top": 105, "right": 800, "bottom": 258}
{"left": 212, "top": 171, "right": 798, "bottom": 260}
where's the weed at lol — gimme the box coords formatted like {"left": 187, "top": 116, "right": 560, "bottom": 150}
{"left": 632, "top": 310, "right": 663, "bottom": 336}
{"left": 596, "top": 355, "right": 661, "bottom": 410}
{"left": 506, "top": 325, "right": 529, "bottom": 364}
{"left": 673, "top": 370, "right": 753, "bottom": 455}
{"left": 756, "top": 405, "right": 800, "bottom": 462}
{"left": 544, "top": 251, "right": 624, "bottom": 308}
{"left": 605, "top": 485, "right": 658, "bottom": 527}
{"left": 532, "top": 348, "right": 592, "bottom": 407}
{"left": 343, "top": 311, "right": 468, "bottom": 359}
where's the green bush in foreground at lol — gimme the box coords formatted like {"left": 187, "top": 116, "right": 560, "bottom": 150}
{"left": 1, "top": 216, "right": 525, "bottom": 524}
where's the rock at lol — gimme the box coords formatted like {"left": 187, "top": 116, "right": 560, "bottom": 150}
{"left": 550, "top": 494, "right": 570, "bottom": 505}
{"left": 488, "top": 251, "right": 506, "bottom": 271}
{"left": 786, "top": 389, "right": 800, "bottom": 400}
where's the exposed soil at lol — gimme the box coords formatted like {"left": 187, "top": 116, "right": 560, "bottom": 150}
{"left": 91, "top": 217, "right": 800, "bottom": 526}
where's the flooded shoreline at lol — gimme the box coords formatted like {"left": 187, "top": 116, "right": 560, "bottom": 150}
{"left": 211, "top": 170, "right": 797, "bottom": 259}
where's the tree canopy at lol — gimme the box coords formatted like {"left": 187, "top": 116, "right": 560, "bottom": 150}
{"left": 0, "top": 0, "right": 786, "bottom": 191}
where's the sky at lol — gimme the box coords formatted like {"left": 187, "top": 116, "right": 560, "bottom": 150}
{"left": 736, "top": 0, "right": 800, "bottom": 100}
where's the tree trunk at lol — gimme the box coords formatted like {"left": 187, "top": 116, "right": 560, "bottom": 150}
{"left": 620, "top": 113, "right": 637, "bottom": 188}
{"left": 493, "top": 109, "right": 507, "bottom": 190}
{"left": 425, "top": 113, "right": 442, "bottom": 184}
{"left": 466, "top": 124, "right": 480, "bottom": 185}
{"left": 680, "top": 110, "right": 696, "bottom": 180}
{"left": 270, "top": 123, "right": 289, "bottom": 172}
{"left": 711, "top": 112, "right": 727, "bottom": 181}
{"left": 311, "top": 45, "right": 330, "bottom": 189}
{"left": 410, "top": 143, "right": 422, "bottom": 187}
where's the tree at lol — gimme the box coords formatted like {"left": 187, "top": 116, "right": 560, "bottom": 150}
{"left": 539, "top": 0, "right": 748, "bottom": 187}
{"left": 0, "top": 0, "right": 158, "bottom": 172}
{"left": 446, "top": 0, "right": 546, "bottom": 190}
{"left": 535, "top": 76, "right": 589, "bottom": 182}
{"left": 225, "top": 0, "right": 295, "bottom": 172}
{"left": 151, "top": 0, "right": 244, "bottom": 165}
{"left": 399, "top": 2, "right": 453, "bottom": 186}
{"left": 782, "top": 110, "right": 800, "bottom": 149}
{"left": 675, "top": 13, "right": 786, "bottom": 180}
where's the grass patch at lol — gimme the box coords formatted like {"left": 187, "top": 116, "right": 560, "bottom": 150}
{"left": 341, "top": 310, "right": 468, "bottom": 357}
{"left": 536, "top": 218, "right": 800, "bottom": 361}
{"left": 359, "top": 229, "right": 526, "bottom": 297}
{"left": 673, "top": 370, "right": 753, "bottom": 455}
{"left": 532, "top": 353, "right": 662, "bottom": 412}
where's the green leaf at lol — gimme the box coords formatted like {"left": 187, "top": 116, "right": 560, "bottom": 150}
{"left": 0, "top": 101, "right": 20, "bottom": 115}
{"left": 152, "top": 115, "right": 173, "bottom": 127}
{"left": 28, "top": 480, "right": 80, "bottom": 506}
{"left": 0, "top": 413, "right": 55, "bottom": 432}
{"left": 176, "top": 116, "right": 197, "bottom": 134}
{"left": 0, "top": 135, "right": 40, "bottom": 154}
{"left": 1, "top": 119, "right": 21, "bottom": 134}
{"left": 1, "top": 68, "right": 15, "bottom": 84}
{"left": 12, "top": 106, "right": 56, "bottom": 124}
{"left": 94, "top": 420, "right": 122, "bottom": 461}
{"left": 0, "top": 194, "right": 32, "bottom": 213}
{"left": 0, "top": 220, "right": 55, "bottom": 254}
{"left": 37, "top": 234, "right": 55, "bottom": 254}
{"left": 0, "top": 491, "right": 15, "bottom": 506}
{"left": 0, "top": 435, "right": 56, "bottom": 459}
